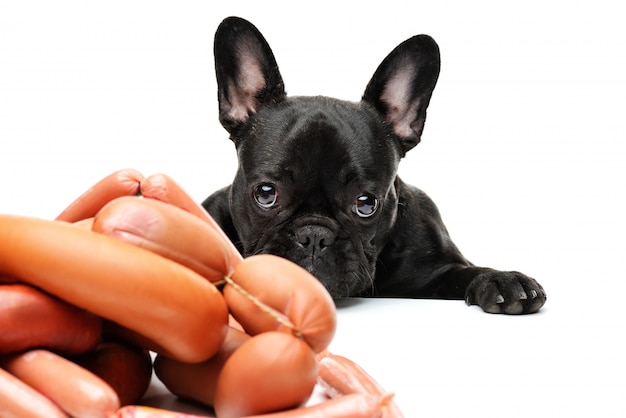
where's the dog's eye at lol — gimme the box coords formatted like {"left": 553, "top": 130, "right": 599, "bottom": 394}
{"left": 253, "top": 183, "right": 278, "bottom": 209}
{"left": 352, "top": 193, "right": 379, "bottom": 218}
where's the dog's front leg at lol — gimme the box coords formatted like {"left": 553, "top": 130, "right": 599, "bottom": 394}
{"left": 380, "top": 185, "right": 547, "bottom": 314}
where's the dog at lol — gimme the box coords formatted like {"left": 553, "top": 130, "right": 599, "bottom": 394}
{"left": 202, "top": 17, "right": 546, "bottom": 314}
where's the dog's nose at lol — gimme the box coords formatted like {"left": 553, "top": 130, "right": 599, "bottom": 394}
{"left": 295, "top": 225, "right": 335, "bottom": 250}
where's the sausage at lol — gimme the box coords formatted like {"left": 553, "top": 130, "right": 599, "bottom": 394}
{"left": 154, "top": 326, "right": 250, "bottom": 407}
{"left": 224, "top": 254, "right": 337, "bottom": 354}
{"left": 242, "top": 393, "right": 387, "bottom": 418}
{"left": 317, "top": 351, "right": 382, "bottom": 396}
{"left": 316, "top": 351, "right": 404, "bottom": 418}
{"left": 0, "top": 284, "right": 102, "bottom": 355}
{"left": 220, "top": 254, "right": 336, "bottom": 415}
{"left": 0, "top": 366, "right": 69, "bottom": 418}
{"left": 92, "top": 196, "right": 233, "bottom": 280}
{"left": 112, "top": 405, "right": 209, "bottom": 418}
{"left": 70, "top": 341, "right": 153, "bottom": 406}
{"left": 0, "top": 349, "right": 120, "bottom": 418}
{"left": 0, "top": 275, "right": 19, "bottom": 284}
{"left": 214, "top": 331, "right": 318, "bottom": 418}
{"left": 56, "top": 169, "right": 144, "bottom": 222}
{"left": 72, "top": 217, "right": 96, "bottom": 229}
{"left": 140, "top": 173, "right": 243, "bottom": 266}
{"left": 0, "top": 214, "right": 229, "bottom": 363}
{"left": 112, "top": 394, "right": 385, "bottom": 418}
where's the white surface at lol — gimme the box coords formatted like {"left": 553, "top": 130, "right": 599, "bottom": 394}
{"left": 137, "top": 297, "right": 623, "bottom": 417}
{"left": 140, "top": 296, "right": 624, "bottom": 417}
{"left": 1, "top": 1, "right": 625, "bottom": 417}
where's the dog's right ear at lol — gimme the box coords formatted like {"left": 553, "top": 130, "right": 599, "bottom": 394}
{"left": 362, "top": 35, "right": 440, "bottom": 155}
{"left": 214, "top": 17, "right": 286, "bottom": 134}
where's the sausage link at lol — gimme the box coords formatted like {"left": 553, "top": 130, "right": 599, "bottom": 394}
{"left": 113, "top": 393, "right": 385, "bottom": 418}
{"left": 0, "top": 366, "right": 68, "bottom": 418}
{"left": 317, "top": 351, "right": 404, "bottom": 417}
{"left": 0, "top": 214, "right": 228, "bottom": 363}
{"left": 113, "top": 405, "right": 208, "bottom": 418}
{"left": 242, "top": 393, "right": 386, "bottom": 417}
{"left": 0, "top": 275, "right": 19, "bottom": 284}
{"left": 154, "top": 326, "right": 250, "bottom": 407}
{"left": 56, "top": 169, "right": 143, "bottom": 222}
{"left": 224, "top": 254, "right": 337, "bottom": 354}
{"left": 72, "top": 217, "right": 96, "bottom": 229}
{"left": 0, "top": 284, "right": 102, "bottom": 355}
{"left": 70, "top": 341, "right": 153, "bottom": 406}
{"left": 214, "top": 331, "right": 318, "bottom": 418}
{"left": 140, "top": 173, "right": 243, "bottom": 266}
{"left": 93, "top": 196, "right": 233, "bottom": 280}
{"left": 0, "top": 349, "right": 120, "bottom": 418}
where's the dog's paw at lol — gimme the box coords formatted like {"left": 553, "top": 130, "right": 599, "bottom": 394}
{"left": 465, "top": 270, "right": 546, "bottom": 314}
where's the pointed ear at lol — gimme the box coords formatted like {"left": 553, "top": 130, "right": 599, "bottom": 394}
{"left": 362, "top": 35, "right": 440, "bottom": 155}
{"left": 214, "top": 17, "right": 286, "bottom": 134}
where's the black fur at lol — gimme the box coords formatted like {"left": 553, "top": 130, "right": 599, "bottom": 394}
{"left": 202, "top": 17, "right": 546, "bottom": 314}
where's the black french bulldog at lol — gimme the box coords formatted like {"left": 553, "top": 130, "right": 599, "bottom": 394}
{"left": 202, "top": 17, "right": 546, "bottom": 314}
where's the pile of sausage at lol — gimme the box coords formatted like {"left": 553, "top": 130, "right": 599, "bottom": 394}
{"left": 0, "top": 169, "right": 403, "bottom": 418}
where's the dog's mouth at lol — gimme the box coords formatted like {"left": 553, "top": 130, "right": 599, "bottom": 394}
{"left": 295, "top": 254, "right": 361, "bottom": 298}
{"left": 243, "top": 216, "right": 377, "bottom": 297}
{"left": 267, "top": 239, "right": 376, "bottom": 299}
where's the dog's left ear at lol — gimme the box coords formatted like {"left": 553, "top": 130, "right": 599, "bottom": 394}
{"left": 214, "top": 17, "right": 286, "bottom": 134}
{"left": 362, "top": 35, "right": 440, "bottom": 155}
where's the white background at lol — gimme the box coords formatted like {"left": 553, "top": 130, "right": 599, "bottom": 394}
{"left": 1, "top": 1, "right": 625, "bottom": 417}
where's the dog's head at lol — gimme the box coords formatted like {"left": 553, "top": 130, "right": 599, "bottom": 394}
{"left": 214, "top": 17, "right": 440, "bottom": 297}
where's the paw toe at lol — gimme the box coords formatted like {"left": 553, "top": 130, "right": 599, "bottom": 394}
{"left": 484, "top": 303, "right": 503, "bottom": 314}
{"left": 504, "top": 300, "right": 524, "bottom": 315}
